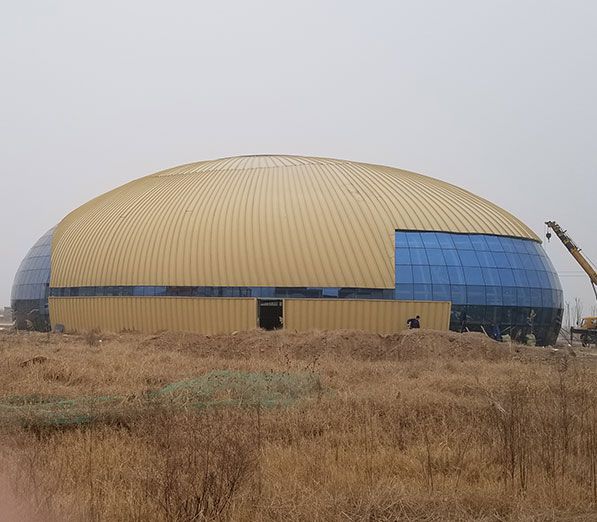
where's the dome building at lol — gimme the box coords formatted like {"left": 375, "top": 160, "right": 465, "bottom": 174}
{"left": 12, "top": 155, "right": 563, "bottom": 344}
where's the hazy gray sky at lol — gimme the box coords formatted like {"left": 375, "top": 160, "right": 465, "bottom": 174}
{"left": 2, "top": 1, "right": 596, "bottom": 312}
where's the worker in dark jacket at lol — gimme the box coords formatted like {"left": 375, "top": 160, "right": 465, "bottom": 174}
{"left": 407, "top": 315, "right": 421, "bottom": 329}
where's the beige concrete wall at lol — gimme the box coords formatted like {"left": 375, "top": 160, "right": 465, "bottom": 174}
{"left": 284, "top": 299, "right": 451, "bottom": 333}
{"left": 50, "top": 297, "right": 257, "bottom": 334}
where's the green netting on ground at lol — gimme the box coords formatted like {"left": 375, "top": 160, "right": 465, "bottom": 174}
{"left": 0, "top": 371, "right": 322, "bottom": 429}
{"left": 155, "top": 370, "right": 322, "bottom": 408}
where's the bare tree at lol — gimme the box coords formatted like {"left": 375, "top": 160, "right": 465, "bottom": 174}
{"left": 564, "top": 301, "right": 571, "bottom": 329}
{"left": 573, "top": 297, "right": 584, "bottom": 326}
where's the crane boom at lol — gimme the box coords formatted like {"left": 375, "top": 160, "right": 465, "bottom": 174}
{"left": 545, "top": 221, "right": 597, "bottom": 298}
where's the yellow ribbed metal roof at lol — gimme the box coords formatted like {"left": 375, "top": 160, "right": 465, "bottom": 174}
{"left": 50, "top": 155, "right": 538, "bottom": 289}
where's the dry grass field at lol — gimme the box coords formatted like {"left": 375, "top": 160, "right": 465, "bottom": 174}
{"left": 1, "top": 328, "right": 596, "bottom": 521}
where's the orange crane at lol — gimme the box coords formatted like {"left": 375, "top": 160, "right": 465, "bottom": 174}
{"left": 545, "top": 221, "right": 597, "bottom": 346}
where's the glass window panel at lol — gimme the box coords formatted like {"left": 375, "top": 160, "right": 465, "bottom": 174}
{"left": 426, "top": 249, "right": 445, "bottom": 265}
{"left": 154, "top": 286, "right": 167, "bottom": 296}
{"left": 406, "top": 233, "right": 424, "bottom": 248}
{"left": 466, "top": 305, "right": 486, "bottom": 323}
{"left": 537, "top": 271, "right": 551, "bottom": 289}
{"left": 395, "top": 232, "right": 409, "bottom": 248}
{"left": 470, "top": 235, "right": 489, "bottom": 251}
{"left": 395, "top": 284, "right": 414, "bottom": 300}
{"left": 544, "top": 257, "right": 558, "bottom": 274}
{"left": 481, "top": 267, "right": 500, "bottom": 285}
{"left": 542, "top": 288, "right": 554, "bottom": 308}
{"left": 513, "top": 239, "right": 529, "bottom": 254}
{"left": 476, "top": 251, "right": 496, "bottom": 267}
{"left": 517, "top": 253, "right": 533, "bottom": 268}
{"left": 530, "top": 241, "right": 547, "bottom": 256}
{"left": 516, "top": 287, "right": 531, "bottom": 306}
{"left": 452, "top": 235, "right": 473, "bottom": 249}
{"left": 525, "top": 241, "right": 540, "bottom": 255}
{"left": 467, "top": 285, "right": 486, "bottom": 305}
{"left": 33, "top": 270, "right": 48, "bottom": 284}
{"left": 413, "top": 284, "right": 433, "bottom": 300}
{"left": 498, "top": 268, "right": 516, "bottom": 286}
{"left": 546, "top": 271, "right": 559, "bottom": 288}
{"left": 396, "top": 266, "right": 413, "bottom": 284}
{"left": 463, "top": 267, "right": 484, "bottom": 285}
{"left": 412, "top": 265, "right": 432, "bottom": 283}
{"left": 486, "top": 286, "right": 502, "bottom": 305}
{"left": 530, "top": 288, "right": 543, "bottom": 307}
{"left": 447, "top": 266, "right": 466, "bottom": 284}
{"left": 492, "top": 251, "right": 511, "bottom": 268}
{"left": 322, "top": 288, "right": 339, "bottom": 298}
{"left": 221, "top": 287, "right": 239, "bottom": 297}
{"left": 420, "top": 233, "right": 440, "bottom": 248}
{"left": 443, "top": 249, "right": 461, "bottom": 266}
{"left": 525, "top": 270, "right": 540, "bottom": 287}
{"left": 538, "top": 254, "right": 554, "bottom": 272}
{"left": 528, "top": 254, "right": 543, "bottom": 271}
{"left": 459, "top": 250, "right": 480, "bottom": 267}
{"left": 181, "top": 286, "right": 194, "bottom": 296}
{"left": 132, "top": 287, "right": 144, "bottom": 296}
{"left": 450, "top": 285, "right": 467, "bottom": 304}
{"left": 395, "top": 248, "right": 411, "bottom": 265}
{"left": 433, "top": 284, "right": 451, "bottom": 301}
{"left": 502, "top": 286, "right": 517, "bottom": 306}
{"left": 261, "top": 287, "right": 275, "bottom": 298}
{"left": 513, "top": 269, "right": 529, "bottom": 286}
{"left": 435, "top": 233, "right": 455, "bottom": 249}
{"left": 530, "top": 255, "right": 545, "bottom": 270}
{"left": 556, "top": 290, "right": 564, "bottom": 308}
{"left": 410, "top": 249, "right": 428, "bottom": 265}
{"left": 485, "top": 306, "right": 503, "bottom": 325}
{"left": 430, "top": 265, "right": 450, "bottom": 284}
{"left": 504, "top": 253, "right": 521, "bottom": 269}
{"left": 484, "top": 235, "right": 504, "bottom": 252}
{"left": 499, "top": 237, "right": 517, "bottom": 252}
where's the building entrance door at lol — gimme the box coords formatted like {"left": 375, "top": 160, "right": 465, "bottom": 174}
{"left": 258, "top": 299, "right": 283, "bottom": 330}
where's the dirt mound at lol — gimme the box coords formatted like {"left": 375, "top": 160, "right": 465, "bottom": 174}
{"left": 139, "top": 328, "right": 520, "bottom": 362}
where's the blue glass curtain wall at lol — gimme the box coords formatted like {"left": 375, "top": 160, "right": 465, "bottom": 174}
{"left": 394, "top": 231, "right": 562, "bottom": 307}
{"left": 11, "top": 227, "right": 54, "bottom": 330}
{"left": 49, "top": 286, "right": 396, "bottom": 300}
{"left": 395, "top": 231, "right": 563, "bottom": 345}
